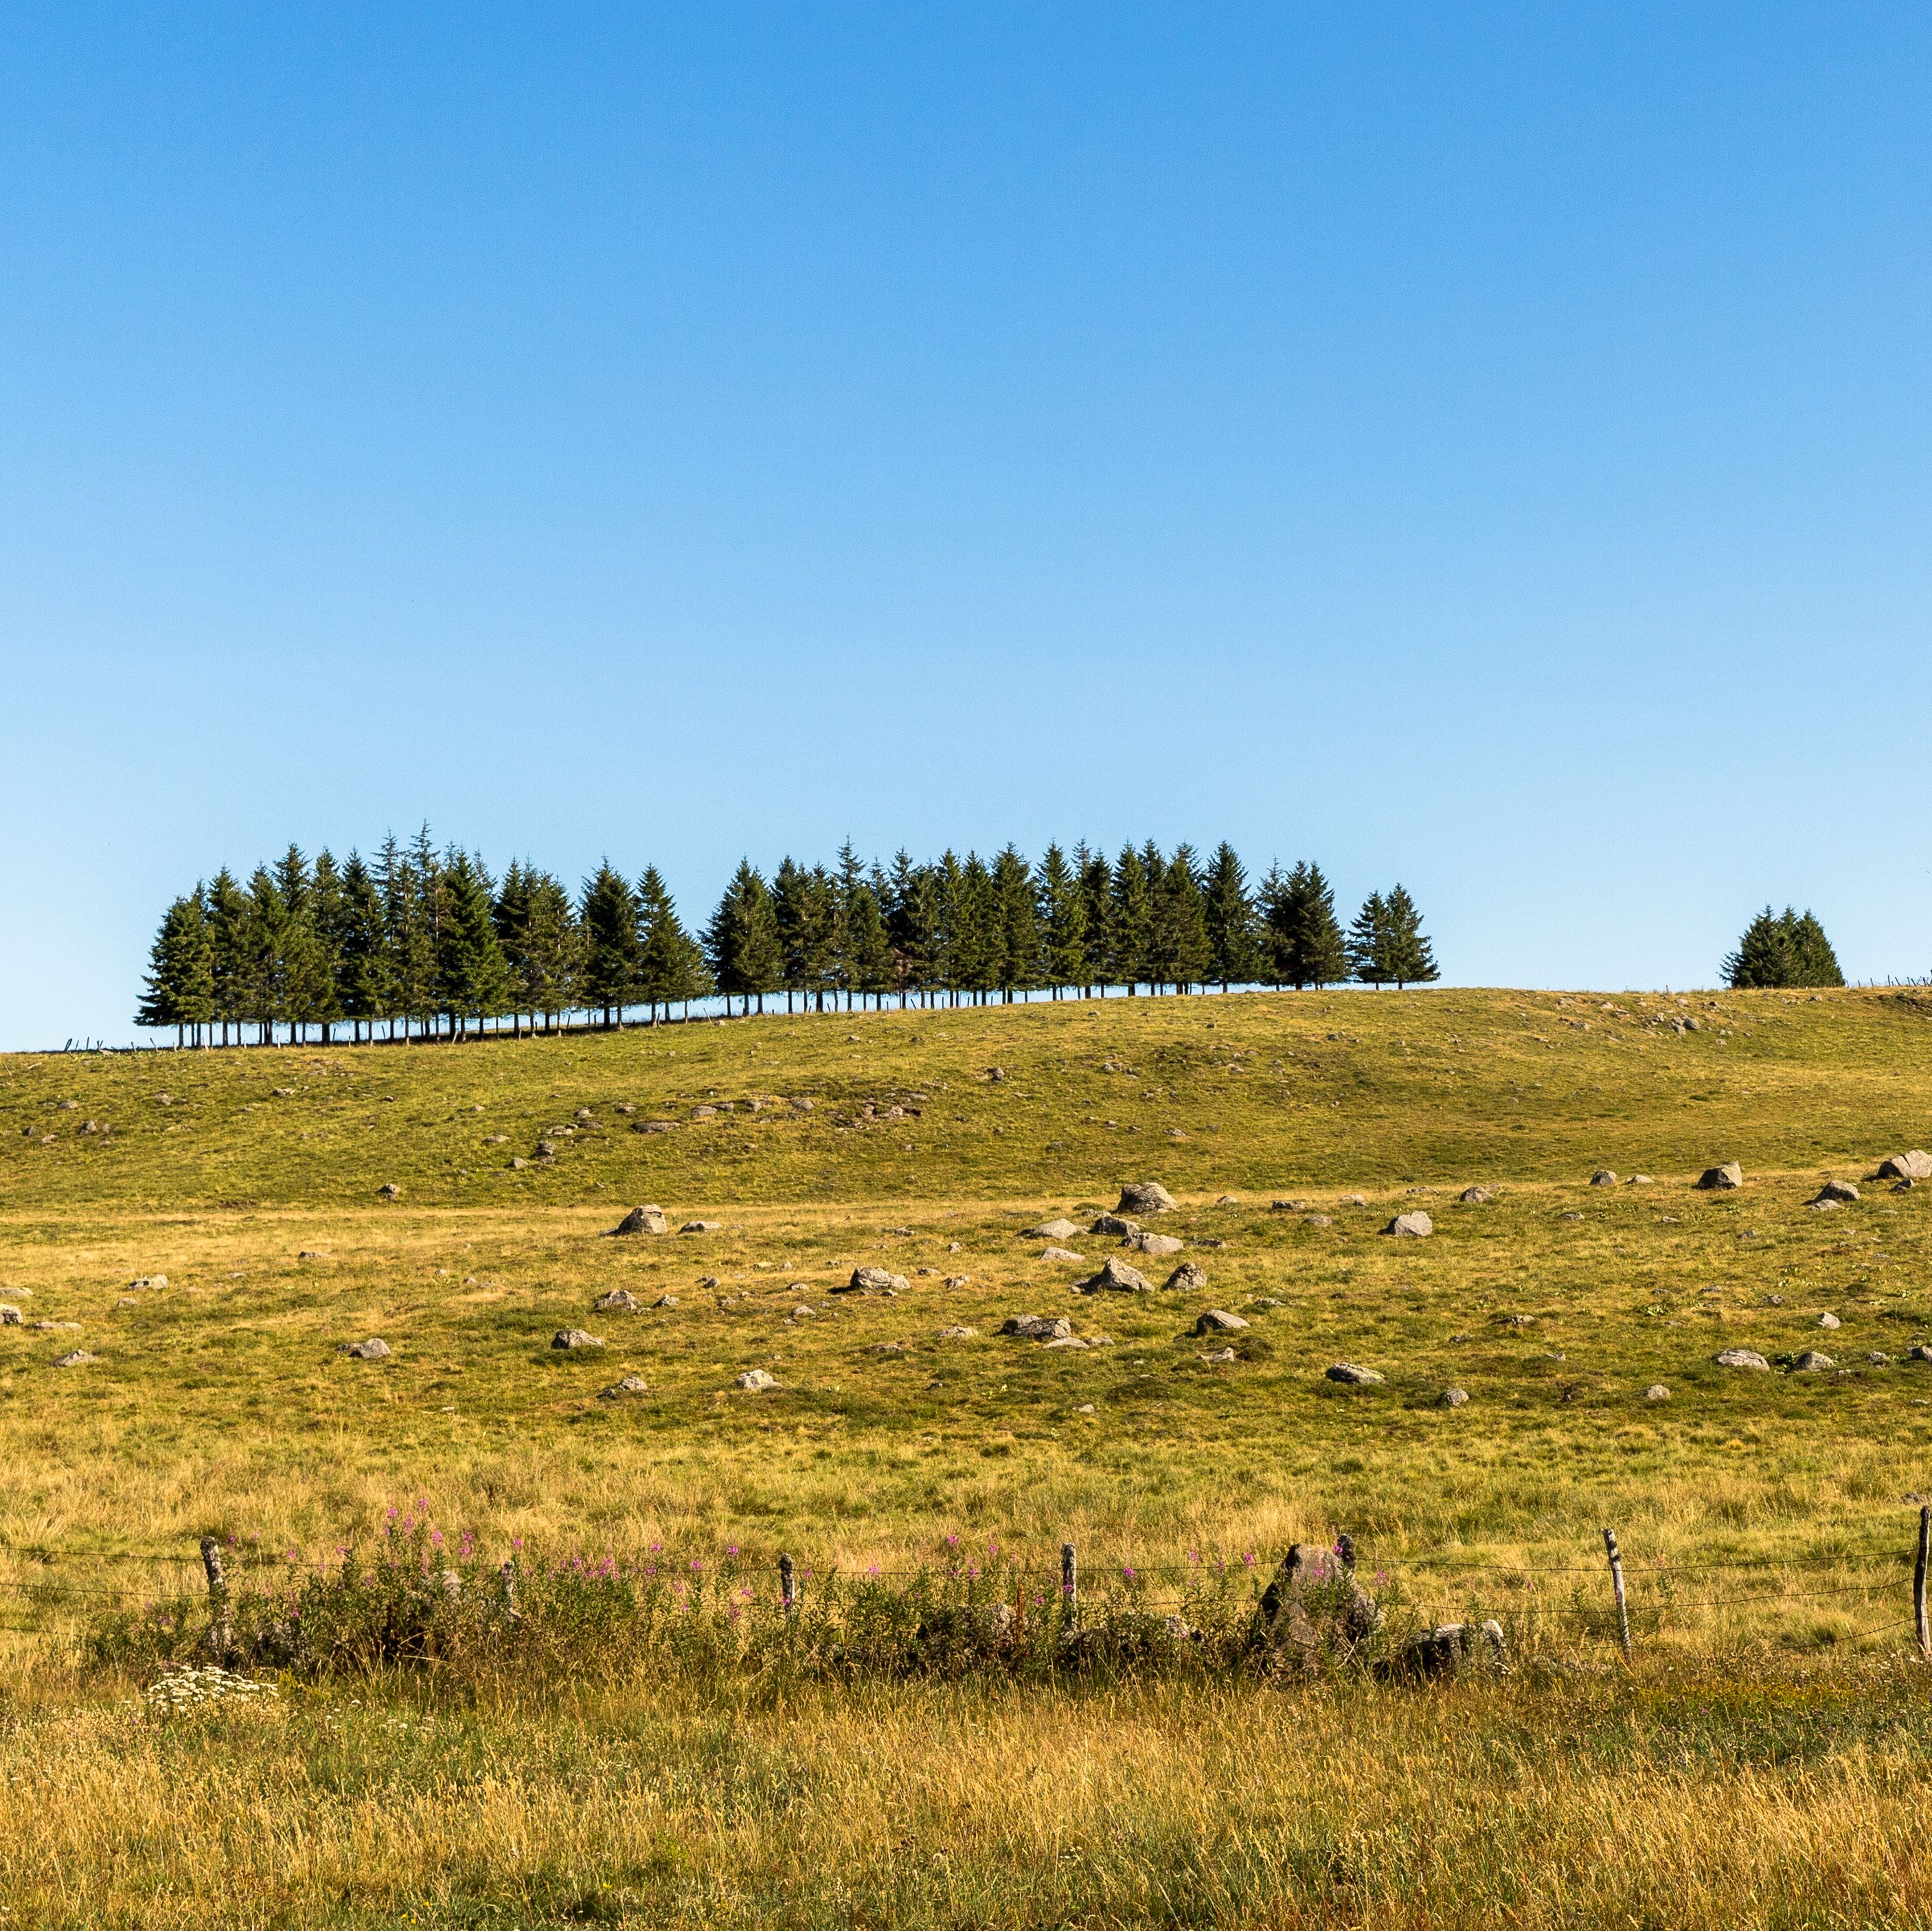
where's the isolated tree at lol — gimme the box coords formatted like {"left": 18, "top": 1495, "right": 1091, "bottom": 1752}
{"left": 1380, "top": 886, "right": 1439, "bottom": 989}
{"left": 580, "top": 862, "right": 642, "bottom": 1025}
{"left": 1723, "top": 906, "right": 1845, "bottom": 989}
{"left": 1202, "top": 843, "right": 1258, "bottom": 991}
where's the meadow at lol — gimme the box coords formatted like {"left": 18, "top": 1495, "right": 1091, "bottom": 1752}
{"left": 3, "top": 982, "right": 1931, "bottom": 1927}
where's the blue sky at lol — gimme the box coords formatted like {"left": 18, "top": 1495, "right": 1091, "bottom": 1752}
{"left": 3, "top": 4, "right": 1927, "bottom": 1047}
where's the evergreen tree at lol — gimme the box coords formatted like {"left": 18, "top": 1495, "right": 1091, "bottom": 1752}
{"left": 774, "top": 858, "right": 835, "bottom": 1012}
{"left": 705, "top": 861, "right": 782, "bottom": 1014}
{"left": 1788, "top": 911, "right": 1844, "bottom": 987}
{"left": 637, "top": 866, "right": 709, "bottom": 1017}
{"left": 521, "top": 870, "right": 580, "bottom": 1026}
{"left": 439, "top": 850, "right": 512, "bottom": 1033}
{"left": 831, "top": 840, "right": 868, "bottom": 1011}
{"left": 335, "top": 852, "right": 389, "bottom": 1042}
{"left": 240, "top": 865, "right": 287, "bottom": 1044}
{"left": 1348, "top": 891, "right": 1390, "bottom": 987}
{"left": 931, "top": 851, "right": 966, "bottom": 1003}
{"left": 951, "top": 853, "right": 998, "bottom": 1002}
{"left": 1109, "top": 843, "right": 1152, "bottom": 992}
{"left": 1723, "top": 906, "right": 1845, "bottom": 989}
{"left": 885, "top": 853, "right": 940, "bottom": 1006}
{"left": 272, "top": 844, "right": 331, "bottom": 1044}
{"left": 1380, "top": 884, "right": 1438, "bottom": 988}
{"left": 1202, "top": 843, "right": 1257, "bottom": 991}
{"left": 306, "top": 850, "right": 349, "bottom": 1043}
{"left": 991, "top": 844, "right": 1040, "bottom": 1001}
{"left": 490, "top": 861, "right": 534, "bottom": 1036}
{"left": 843, "top": 879, "right": 894, "bottom": 1006}
{"left": 380, "top": 832, "right": 437, "bottom": 1041}
{"left": 579, "top": 861, "right": 642, "bottom": 1025}
{"left": 205, "top": 868, "right": 249, "bottom": 1047}
{"left": 1075, "top": 844, "right": 1113, "bottom": 994}
{"left": 1150, "top": 845, "right": 1211, "bottom": 992}
{"left": 1035, "top": 843, "right": 1086, "bottom": 997}
{"left": 136, "top": 893, "right": 214, "bottom": 1043}
{"left": 1273, "top": 860, "right": 1349, "bottom": 990}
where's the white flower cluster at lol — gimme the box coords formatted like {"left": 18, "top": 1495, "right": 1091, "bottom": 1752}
{"left": 144, "top": 1665, "right": 277, "bottom": 1711}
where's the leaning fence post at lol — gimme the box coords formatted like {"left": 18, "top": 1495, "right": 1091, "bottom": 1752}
{"left": 1602, "top": 1527, "right": 1631, "bottom": 1660}
{"left": 779, "top": 1552, "right": 798, "bottom": 1619}
{"left": 1915, "top": 1507, "right": 1929, "bottom": 1661}
{"left": 200, "top": 1534, "right": 231, "bottom": 1660}
{"left": 1061, "top": 1542, "right": 1077, "bottom": 1625}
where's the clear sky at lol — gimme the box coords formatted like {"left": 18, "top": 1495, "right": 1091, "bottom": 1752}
{"left": 3, "top": 4, "right": 1928, "bottom": 1049}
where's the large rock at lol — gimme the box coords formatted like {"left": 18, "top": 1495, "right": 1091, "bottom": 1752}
{"left": 598, "top": 1375, "right": 650, "bottom": 1400}
{"left": 552, "top": 1329, "right": 604, "bottom": 1350}
{"left": 1380, "top": 1620, "right": 1507, "bottom": 1681}
{"left": 1879, "top": 1151, "right": 1932, "bottom": 1181}
{"left": 1116, "top": 1182, "right": 1177, "bottom": 1215}
{"left": 339, "top": 1338, "right": 392, "bottom": 1361}
{"left": 609, "top": 1205, "right": 668, "bottom": 1236}
{"left": 680, "top": 1219, "right": 721, "bottom": 1234}
{"left": 1440, "top": 1387, "right": 1469, "bottom": 1408}
{"left": 1326, "top": 1362, "right": 1383, "bottom": 1385}
{"left": 593, "top": 1288, "right": 640, "bottom": 1313}
{"left": 734, "top": 1368, "right": 778, "bottom": 1391}
{"left": 1000, "top": 1314, "right": 1075, "bottom": 1341}
{"left": 52, "top": 1350, "right": 96, "bottom": 1368}
{"left": 1251, "top": 1543, "right": 1382, "bottom": 1670}
{"left": 837, "top": 1266, "right": 907, "bottom": 1296}
{"left": 1793, "top": 1350, "right": 1835, "bottom": 1372}
{"left": 1077, "top": 1256, "right": 1152, "bottom": 1295}
{"left": 1089, "top": 1213, "right": 1139, "bottom": 1237}
{"left": 1026, "top": 1218, "right": 1081, "bottom": 1240}
{"left": 1591, "top": 1169, "right": 1617, "bottom": 1187}
{"left": 1716, "top": 1348, "right": 1770, "bottom": 1371}
{"left": 1696, "top": 1163, "right": 1745, "bottom": 1190}
{"left": 1812, "top": 1180, "right": 1859, "bottom": 1205}
{"left": 1126, "top": 1230, "right": 1184, "bottom": 1258}
{"left": 1164, "top": 1261, "right": 1208, "bottom": 1292}
{"left": 1194, "top": 1308, "right": 1249, "bottom": 1334}
{"left": 1383, "top": 1211, "right": 1433, "bottom": 1238}
{"left": 1459, "top": 1187, "right": 1494, "bottom": 1205}
{"left": 1040, "top": 1246, "right": 1085, "bottom": 1263}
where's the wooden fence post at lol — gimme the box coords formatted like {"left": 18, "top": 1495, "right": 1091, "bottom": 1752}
{"left": 1915, "top": 1507, "right": 1929, "bottom": 1661}
{"left": 1602, "top": 1527, "right": 1631, "bottom": 1660}
{"left": 1061, "top": 1542, "right": 1077, "bottom": 1625}
{"left": 200, "top": 1534, "right": 230, "bottom": 1661}
{"left": 779, "top": 1553, "right": 798, "bottom": 1619}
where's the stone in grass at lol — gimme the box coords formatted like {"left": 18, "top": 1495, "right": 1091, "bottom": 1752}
{"left": 1459, "top": 1187, "right": 1494, "bottom": 1205}
{"left": 1868, "top": 1351, "right": 1894, "bottom": 1367}
{"left": 1440, "top": 1388, "right": 1470, "bottom": 1408}
{"left": 1878, "top": 1151, "right": 1932, "bottom": 1182}
{"left": 52, "top": 1350, "right": 97, "bottom": 1368}
{"left": 1812, "top": 1180, "right": 1859, "bottom": 1206}
{"left": 837, "top": 1266, "right": 907, "bottom": 1296}
{"left": 1792, "top": 1350, "right": 1835, "bottom": 1372}
{"left": 27, "top": 1320, "right": 79, "bottom": 1332}
{"left": 593, "top": 1289, "right": 640, "bottom": 1314}
{"left": 1338, "top": 1194, "right": 1369, "bottom": 1208}
{"left": 1644, "top": 1384, "right": 1670, "bottom": 1402}
{"left": 128, "top": 1275, "right": 168, "bottom": 1290}
{"left": 1591, "top": 1169, "right": 1617, "bottom": 1187}
{"left": 1326, "top": 1362, "right": 1384, "bottom": 1385}
{"left": 599, "top": 1375, "right": 650, "bottom": 1400}
{"left": 790, "top": 1306, "right": 815, "bottom": 1319}
{"left": 1090, "top": 1213, "right": 1139, "bottom": 1237}
{"left": 1306, "top": 1213, "right": 1334, "bottom": 1229}
{"left": 1817, "top": 1312, "right": 1841, "bottom": 1330}
{"left": 1715, "top": 1349, "right": 1770, "bottom": 1371}
{"left": 1040, "top": 1246, "right": 1084, "bottom": 1264}
{"left": 1215, "top": 1193, "right": 1240, "bottom": 1205}
{"left": 1194, "top": 1308, "right": 1249, "bottom": 1335}
{"left": 0, "top": 1306, "right": 20, "bottom": 1326}
{"left": 608, "top": 1205, "right": 669, "bottom": 1236}
{"left": 1165, "top": 1261, "right": 1209, "bottom": 1292}
{"left": 652, "top": 1294, "right": 679, "bottom": 1310}
{"left": 1696, "top": 1163, "right": 1745, "bottom": 1190}
{"left": 1911, "top": 1345, "right": 1932, "bottom": 1364}
{"left": 339, "top": 1338, "right": 392, "bottom": 1361}
{"left": 1126, "top": 1230, "right": 1184, "bottom": 1258}
{"left": 1026, "top": 1218, "right": 1081, "bottom": 1241}
{"left": 1383, "top": 1211, "right": 1433, "bottom": 1238}
{"left": 552, "top": 1329, "right": 604, "bottom": 1350}
{"left": 1270, "top": 1199, "right": 1309, "bottom": 1213}
{"left": 1043, "top": 1336, "right": 1107, "bottom": 1351}
{"left": 1116, "top": 1181, "right": 1177, "bottom": 1215}
{"left": 944, "top": 1274, "right": 972, "bottom": 1289}
{"left": 680, "top": 1220, "right": 721, "bottom": 1234}
{"left": 935, "top": 1326, "right": 977, "bottom": 1341}
{"left": 1001, "top": 1314, "right": 1074, "bottom": 1341}
{"left": 378, "top": 1183, "right": 401, "bottom": 1200}
{"left": 1198, "top": 1348, "right": 1238, "bottom": 1364}
{"left": 1077, "top": 1256, "right": 1152, "bottom": 1296}
{"left": 734, "top": 1369, "right": 778, "bottom": 1391}
{"left": 1628, "top": 1174, "right": 1655, "bottom": 1186}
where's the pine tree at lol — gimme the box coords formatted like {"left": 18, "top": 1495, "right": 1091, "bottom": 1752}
{"left": 490, "top": 861, "right": 534, "bottom": 1036}
{"left": 580, "top": 861, "right": 642, "bottom": 1025}
{"left": 1273, "top": 860, "right": 1348, "bottom": 990}
{"left": 240, "top": 865, "right": 286, "bottom": 1044}
{"left": 521, "top": 870, "right": 580, "bottom": 1026}
{"left": 205, "top": 868, "right": 249, "bottom": 1047}
{"left": 885, "top": 854, "right": 940, "bottom": 1006}
{"left": 831, "top": 840, "right": 868, "bottom": 1012}
{"left": 991, "top": 845, "right": 1039, "bottom": 1002}
{"left": 705, "top": 861, "right": 782, "bottom": 1014}
{"left": 273, "top": 844, "right": 331, "bottom": 1044}
{"left": 1788, "top": 911, "right": 1844, "bottom": 987}
{"left": 1109, "top": 844, "right": 1152, "bottom": 993}
{"left": 380, "top": 832, "right": 437, "bottom": 1041}
{"left": 637, "top": 866, "right": 709, "bottom": 1018}
{"left": 1348, "top": 891, "right": 1390, "bottom": 987}
{"left": 335, "top": 852, "right": 389, "bottom": 1042}
{"left": 1201, "top": 843, "right": 1257, "bottom": 992}
{"left": 1075, "top": 845, "right": 1113, "bottom": 994}
{"left": 1378, "top": 885, "right": 1439, "bottom": 989}
{"left": 1724, "top": 906, "right": 1844, "bottom": 989}
{"left": 951, "top": 854, "right": 998, "bottom": 1003}
{"left": 307, "top": 850, "right": 349, "bottom": 1043}
{"left": 843, "top": 880, "right": 894, "bottom": 1006}
{"left": 437, "top": 850, "right": 512, "bottom": 1034}
{"left": 1035, "top": 843, "right": 1086, "bottom": 997}
{"left": 774, "top": 858, "right": 835, "bottom": 1012}
{"left": 1150, "top": 845, "right": 1211, "bottom": 992}
{"left": 136, "top": 893, "right": 214, "bottom": 1043}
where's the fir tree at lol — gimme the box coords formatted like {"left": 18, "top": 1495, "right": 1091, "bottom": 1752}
{"left": 637, "top": 866, "right": 709, "bottom": 1017}
{"left": 273, "top": 844, "right": 332, "bottom": 1044}
{"left": 521, "top": 870, "right": 580, "bottom": 1027}
{"left": 885, "top": 854, "right": 940, "bottom": 1006}
{"left": 1348, "top": 891, "right": 1390, "bottom": 987}
{"left": 1273, "top": 860, "right": 1348, "bottom": 990}
{"left": 1723, "top": 906, "right": 1845, "bottom": 989}
{"left": 335, "top": 852, "right": 389, "bottom": 1042}
{"left": 1379, "top": 884, "right": 1439, "bottom": 989}
{"left": 136, "top": 893, "right": 214, "bottom": 1043}
{"left": 205, "top": 868, "right": 249, "bottom": 1047}
{"left": 705, "top": 861, "right": 782, "bottom": 1014}
{"left": 843, "top": 879, "right": 894, "bottom": 1006}
{"left": 306, "top": 850, "right": 349, "bottom": 1043}
{"left": 240, "top": 865, "right": 286, "bottom": 1044}
{"left": 952, "top": 854, "right": 998, "bottom": 1003}
{"left": 1150, "top": 845, "right": 1211, "bottom": 992}
{"left": 1035, "top": 843, "right": 1086, "bottom": 997}
{"left": 991, "top": 845, "right": 1040, "bottom": 1001}
{"left": 440, "top": 850, "right": 512, "bottom": 1033}
{"left": 1074, "top": 845, "right": 1113, "bottom": 994}
{"left": 579, "top": 861, "right": 642, "bottom": 1025}
{"left": 1109, "top": 844, "right": 1152, "bottom": 992}
{"left": 1202, "top": 843, "right": 1257, "bottom": 991}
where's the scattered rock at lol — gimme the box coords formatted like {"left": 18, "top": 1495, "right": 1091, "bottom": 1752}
{"left": 271, "top": 1087, "right": 295, "bottom": 1098}
{"left": 297, "top": 1250, "right": 328, "bottom": 1261}
{"left": 1560, "top": 1211, "right": 1584, "bottom": 1223}
{"left": 1629, "top": 1174, "right": 1655, "bottom": 1185}
{"left": 1075, "top": 1402, "right": 1095, "bottom": 1413}
{"left": 1459, "top": 1187, "right": 1494, "bottom": 1205}
{"left": 339, "top": 1338, "right": 393, "bottom": 1361}
{"left": 1383, "top": 1211, "right": 1432, "bottom": 1238}
{"left": 1026, "top": 1218, "right": 1081, "bottom": 1241}
{"left": 1715, "top": 1348, "right": 1770, "bottom": 1371}
{"left": 1040, "top": 1247, "right": 1084, "bottom": 1263}
{"left": 1089, "top": 1213, "right": 1139, "bottom": 1237}
{"left": 838, "top": 1266, "right": 907, "bottom": 1296}
{"left": 1076, "top": 1256, "right": 1152, "bottom": 1295}
{"left": 1793, "top": 1350, "right": 1834, "bottom": 1372}
{"left": 1252, "top": 1296, "right": 1283, "bottom": 1309}
{"left": 690, "top": 1106, "right": 718, "bottom": 1122}
{"left": 128, "top": 1275, "right": 167, "bottom": 1290}
{"left": 1116, "top": 1181, "right": 1177, "bottom": 1215}
{"left": 534, "top": 1140, "right": 558, "bottom": 1158}
{"left": 1194, "top": 1308, "right": 1249, "bottom": 1334}
{"left": 1696, "top": 1163, "right": 1745, "bottom": 1190}
{"left": 1911, "top": 1345, "right": 1932, "bottom": 1364}
{"left": 0, "top": 1307, "right": 19, "bottom": 1325}
{"left": 680, "top": 1220, "right": 720, "bottom": 1235}
{"left": 1809, "top": 1198, "right": 1842, "bottom": 1213}
{"left": 609, "top": 1205, "right": 669, "bottom": 1236}
{"left": 378, "top": 1184, "right": 401, "bottom": 1200}
{"left": 1126, "top": 1230, "right": 1183, "bottom": 1258}
{"left": 790, "top": 1305, "right": 814, "bottom": 1318}
{"left": 1869, "top": 1351, "right": 1894, "bottom": 1367}
{"left": 552, "top": 1329, "right": 604, "bottom": 1350}
{"left": 52, "top": 1351, "right": 96, "bottom": 1368}
{"left": 1338, "top": 1194, "right": 1368, "bottom": 1208}
{"left": 511, "top": 1158, "right": 530, "bottom": 1170}
{"left": 1440, "top": 1387, "right": 1469, "bottom": 1408}
{"left": 1812, "top": 1180, "right": 1860, "bottom": 1206}
{"left": 653, "top": 1294, "right": 679, "bottom": 1310}
{"left": 1270, "top": 1199, "right": 1308, "bottom": 1213}
{"left": 1252, "top": 1543, "right": 1383, "bottom": 1667}
{"left": 874, "top": 1341, "right": 908, "bottom": 1356}
{"left": 1045, "top": 1335, "right": 1107, "bottom": 1351}
{"left": 935, "top": 1326, "right": 977, "bottom": 1340}
{"left": 1896, "top": 1179, "right": 1918, "bottom": 1193}
{"left": 1326, "top": 1362, "right": 1383, "bottom": 1385}
{"left": 1306, "top": 1213, "right": 1333, "bottom": 1228}
{"left": 1383, "top": 1621, "right": 1507, "bottom": 1681}
{"left": 1164, "top": 1261, "right": 1209, "bottom": 1292}
{"left": 27, "top": 1321, "right": 80, "bottom": 1332}
{"left": 1644, "top": 1384, "right": 1670, "bottom": 1402}
{"left": 598, "top": 1375, "right": 650, "bottom": 1399}
{"left": 1817, "top": 1312, "right": 1841, "bottom": 1330}
{"left": 1215, "top": 1193, "right": 1240, "bottom": 1205}
{"left": 1198, "top": 1347, "right": 1237, "bottom": 1363}
{"left": 734, "top": 1369, "right": 778, "bottom": 1391}
{"left": 1591, "top": 1169, "right": 1617, "bottom": 1187}
{"left": 944, "top": 1275, "right": 971, "bottom": 1289}
{"left": 1878, "top": 1151, "right": 1932, "bottom": 1182}
{"left": 1001, "top": 1314, "right": 1075, "bottom": 1341}
{"left": 593, "top": 1289, "right": 640, "bottom": 1314}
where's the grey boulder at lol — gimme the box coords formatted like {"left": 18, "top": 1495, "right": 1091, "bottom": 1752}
{"left": 1164, "top": 1261, "right": 1208, "bottom": 1292}
{"left": 1383, "top": 1211, "right": 1433, "bottom": 1238}
{"left": 552, "top": 1329, "right": 604, "bottom": 1350}
{"left": 339, "top": 1338, "right": 392, "bottom": 1361}
{"left": 1116, "top": 1181, "right": 1177, "bottom": 1215}
{"left": 837, "top": 1266, "right": 907, "bottom": 1296}
{"left": 1194, "top": 1309, "right": 1249, "bottom": 1334}
{"left": 1696, "top": 1163, "right": 1745, "bottom": 1189}
{"left": 1001, "top": 1314, "right": 1075, "bottom": 1341}
{"left": 609, "top": 1205, "right": 668, "bottom": 1236}
{"left": 1878, "top": 1151, "right": 1932, "bottom": 1182}
{"left": 1715, "top": 1348, "right": 1770, "bottom": 1371}
{"left": 1077, "top": 1256, "right": 1152, "bottom": 1295}
{"left": 1126, "top": 1230, "right": 1184, "bottom": 1258}
{"left": 1326, "top": 1362, "right": 1384, "bottom": 1385}
{"left": 1026, "top": 1218, "right": 1081, "bottom": 1241}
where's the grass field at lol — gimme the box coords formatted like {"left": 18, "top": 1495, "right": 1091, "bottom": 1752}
{"left": 4, "top": 982, "right": 1932, "bottom": 1926}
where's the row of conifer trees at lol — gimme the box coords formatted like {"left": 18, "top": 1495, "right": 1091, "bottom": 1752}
{"left": 136, "top": 830, "right": 1439, "bottom": 1045}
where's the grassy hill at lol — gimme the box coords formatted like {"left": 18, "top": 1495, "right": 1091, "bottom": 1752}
{"left": 4, "top": 983, "right": 1932, "bottom": 1928}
